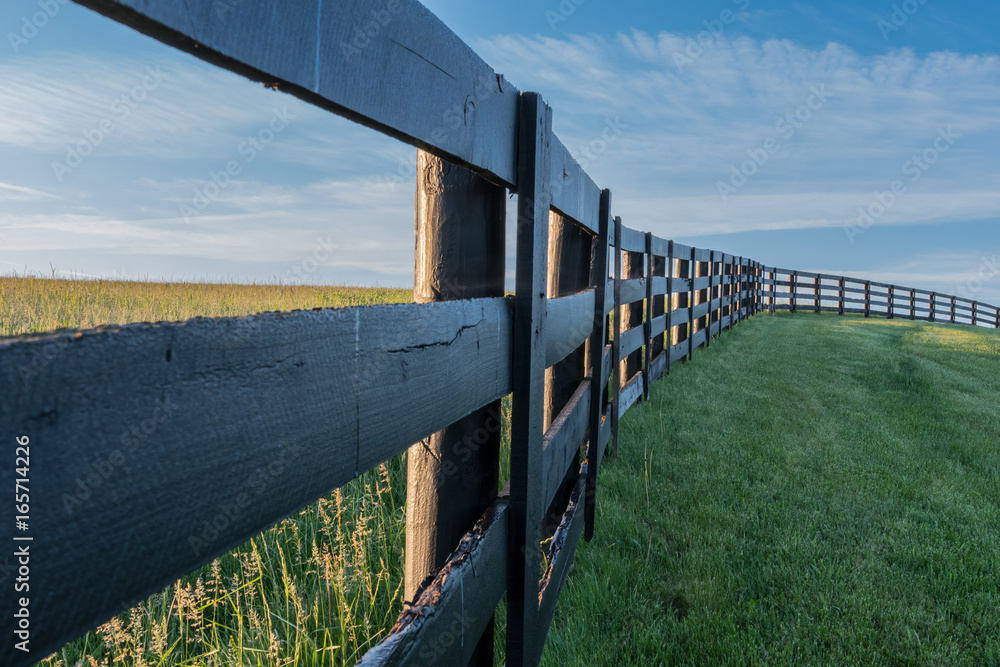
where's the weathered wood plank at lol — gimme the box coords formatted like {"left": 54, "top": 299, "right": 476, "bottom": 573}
{"left": 692, "top": 276, "right": 712, "bottom": 291}
{"left": 672, "top": 241, "right": 693, "bottom": 257}
{"left": 542, "top": 381, "right": 590, "bottom": 516}
{"left": 546, "top": 289, "right": 596, "bottom": 368}
{"left": 72, "top": 0, "right": 521, "bottom": 187}
{"left": 669, "top": 340, "right": 689, "bottom": 365}
{"left": 357, "top": 503, "right": 508, "bottom": 666}
{"left": 550, "top": 137, "right": 601, "bottom": 234}
{"left": 693, "top": 247, "right": 712, "bottom": 263}
{"left": 618, "top": 225, "right": 646, "bottom": 254}
{"left": 650, "top": 235, "right": 670, "bottom": 257}
{"left": 650, "top": 276, "right": 668, "bottom": 297}
{"left": 619, "top": 324, "right": 647, "bottom": 360}
{"left": 0, "top": 298, "right": 513, "bottom": 664}
{"left": 618, "top": 373, "right": 644, "bottom": 419}
{"left": 599, "top": 407, "right": 613, "bottom": 452}
{"left": 538, "top": 466, "right": 586, "bottom": 636}
{"left": 691, "top": 328, "right": 708, "bottom": 351}
{"left": 669, "top": 276, "right": 692, "bottom": 295}
{"left": 649, "top": 351, "right": 667, "bottom": 385}
{"left": 619, "top": 277, "right": 647, "bottom": 306}
{"left": 650, "top": 314, "right": 668, "bottom": 339}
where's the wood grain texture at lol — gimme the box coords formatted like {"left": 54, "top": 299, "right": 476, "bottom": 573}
{"left": 649, "top": 351, "right": 667, "bottom": 385}
{"left": 550, "top": 137, "right": 601, "bottom": 234}
{"left": 585, "top": 190, "right": 612, "bottom": 541}
{"left": 407, "top": 151, "right": 507, "bottom": 664}
{"left": 357, "top": 503, "right": 508, "bottom": 666}
{"left": 650, "top": 235, "right": 670, "bottom": 257}
{"left": 507, "top": 91, "right": 552, "bottom": 667}
{"left": 542, "top": 381, "right": 591, "bottom": 514}
{"left": 611, "top": 216, "right": 623, "bottom": 461}
{"left": 618, "top": 225, "right": 646, "bottom": 254}
{"left": 545, "top": 289, "right": 596, "bottom": 369}
{"left": 538, "top": 465, "right": 586, "bottom": 638}
{"left": 0, "top": 298, "right": 513, "bottom": 665}
{"left": 618, "top": 373, "right": 644, "bottom": 420}
{"left": 72, "top": 0, "right": 521, "bottom": 186}
{"left": 619, "top": 277, "right": 647, "bottom": 306}
{"left": 619, "top": 323, "right": 647, "bottom": 360}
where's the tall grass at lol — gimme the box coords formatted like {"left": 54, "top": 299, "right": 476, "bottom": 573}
{"left": 0, "top": 276, "right": 411, "bottom": 337}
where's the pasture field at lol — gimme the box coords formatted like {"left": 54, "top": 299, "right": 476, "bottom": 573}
{"left": 6, "top": 277, "right": 999, "bottom": 666}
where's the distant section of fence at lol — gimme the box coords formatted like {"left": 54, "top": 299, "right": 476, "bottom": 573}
{"left": 2, "top": 2, "right": 998, "bottom": 667}
{"left": 765, "top": 269, "right": 1000, "bottom": 327}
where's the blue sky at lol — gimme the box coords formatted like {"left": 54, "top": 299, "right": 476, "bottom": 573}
{"left": 1, "top": 0, "right": 999, "bottom": 304}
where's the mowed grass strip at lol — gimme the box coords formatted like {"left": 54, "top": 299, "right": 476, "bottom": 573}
{"left": 543, "top": 312, "right": 1000, "bottom": 666}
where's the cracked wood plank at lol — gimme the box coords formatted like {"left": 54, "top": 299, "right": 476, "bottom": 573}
{"left": 0, "top": 298, "right": 512, "bottom": 665}
{"left": 538, "top": 462, "right": 586, "bottom": 636}
{"left": 70, "top": 0, "right": 520, "bottom": 186}
{"left": 357, "top": 503, "right": 508, "bottom": 666}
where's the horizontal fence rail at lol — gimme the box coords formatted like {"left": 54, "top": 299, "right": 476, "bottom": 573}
{"left": 765, "top": 269, "right": 1000, "bottom": 328}
{"left": 3, "top": 2, "right": 999, "bottom": 666}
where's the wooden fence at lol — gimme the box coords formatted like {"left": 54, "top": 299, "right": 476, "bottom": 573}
{"left": 2, "top": 2, "right": 998, "bottom": 666}
{"left": 765, "top": 269, "right": 1000, "bottom": 327}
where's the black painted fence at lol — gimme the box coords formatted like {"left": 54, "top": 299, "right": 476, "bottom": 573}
{"left": 2, "top": 2, "right": 998, "bottom": 666}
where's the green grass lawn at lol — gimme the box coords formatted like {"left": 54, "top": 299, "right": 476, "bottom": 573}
{"left": 543, "top": 312, "right": 1000, "bottom": 666}
{"left": 9, "top": 277, "right": 1000, "bottom": 666}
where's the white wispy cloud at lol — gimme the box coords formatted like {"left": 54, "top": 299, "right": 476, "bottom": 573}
{"left": 476, "top": 32, "right": 1000, "bottom": 235}
{"left": 0, "top": 181, "right": 59, "bottom": 201}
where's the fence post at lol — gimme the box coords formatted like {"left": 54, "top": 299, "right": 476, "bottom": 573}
{"left": 770, "top": 267, "right": 776, "bottom": 314}
{"left": 864, "top": 281, "right": 871, "bottom": 318}
{"left": 888, "top": 285, "right": 895, "bottom": 319}
{"left": 665, "top": 241, "right": 675, "bottom": 375}
{"left": 585, "top": 189, "right": 612, "bottom": 542}
{"left": 508, "top": 91, "right": 552, "bottom": 667}
{"left": 754, "top": 261, "right": 761, "bottom": 315}
{"left": 838, "top": 277, "right": 845, "bottom": 316}
{"left": 950, "top": 296, "right": 956, "bottom": 323}
{"left": 735, "top": 257, "right": 743, "bottom": 324}
{"left": 814, "top": 275, "right": 820, "bottom": 314}
{"left": 688, "top": 247, "right": 696, "bottom": 360}
{"left": 406, "top": 150, "right": 505, "bottom": 666}
{"left": 705, "top": 251, "right": 715, "bottom": 347}
{"left": 725, "top": 257, "right": 733, "bottom": 326}
{"left": 752, "top": 261, "right": 758, "bottom": 315}
{"left": 910, "top": 289, "right": 915, "bottom": 320}
{"left": 791, "top": 270, "right": 798, "bottom": 313}
{"left": 611, "top": 216, "right": 623, "bottom": 460}
{"left": 972, "top": 301, "right": 978, "bottom": 327}
{"left": 644, "top": 232, "right": 654, "bottom": 399}
{"left": 930, "top": 292, "right": 936, "bottom": 322}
